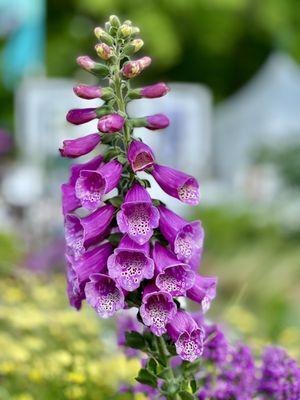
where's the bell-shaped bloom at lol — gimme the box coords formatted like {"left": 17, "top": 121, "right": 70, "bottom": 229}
{"left": 116, "top": 183, "right": 159, "bottom": 245}
{"left": 140, "top": 283, "right": 177, "bottom": 336}
{"left": 59, "top": 133, "right": 101, "bottom": 158}
{"left": 66, "top": 108, "right": 98, "bottom": 125}
{"left": 187, "top": 275, "right": 218, "bottom": 313}
{"left": 131, "top": 114, "right": 170, "bottom": 130}
{"left": 121, "top": 56, "right": 152, "bottom": 78}
{"left": 64, "top": 204, "right": 115, "bottom": 258}
{"left": 61, "top": 155, "right": 104, "bottom": 215}
{"left": 127, "top": 140, "right": 155, "bottom": 172}
{"left": 158, "top": 205, "right": 204, "bottom": 267}
{"left": 97, "top": 113, "right": 125, "bottom": 134}
{"left": 151, "top": 164, "right": 200, "bottom": 205}
{"left": 73, "top": 85, "right": 113, "bottom": 100}
{"left": 141, "top": 82, "right": 170, "bottom": 98}
{"left": 75, "top": 159, "right": 122, "bottom": 210}
{"left": 153, "top": 243, "right": 195, "bottom": 296}
{"left": 72, "top": 242, "right": 113, "bottom": 287}
{"left": 107, "top": 235, "right": 154, "bottom": 291}
{"left": 85, "top": 273, "right": 124, "bottom": 318}
{"left": 76, "top": 55, "right": 109, "bottom": 77}
{"left": 66, "top": 260, "right": 85, "bottom": 310}
{"left": 166, "top": 310, "right": 205, "bottom": 362}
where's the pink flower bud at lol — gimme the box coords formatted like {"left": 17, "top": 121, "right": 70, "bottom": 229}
{"left": 66, "top": 108, "right": 98, "bottom": 125}
{"left": 76, "top": 55, "right": 109, "bottom": 77}
{"left": 59, "top": 133, "right": 101, "bottom": 158}
{"left": 121, "top": 56, "right": 152, "bottom": 78}
{"left": 140, "top": 82, "right": 170, "bottom": 98}
{"left": 97, "top": 114, "right": 125, "bottom": 134}
{"left": 73, "top": 85, "right": 103, "bottom": 99}
{"left": 95, "top": 43, "right": 114, "bottom": 60}
{"left": 146, "top": 114, "right": 170, "bottom": 130}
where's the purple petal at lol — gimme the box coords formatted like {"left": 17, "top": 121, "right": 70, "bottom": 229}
{"left": 61, "top": 183, "right": 81, "bottom": 215}
{"left": 140, "top": 82, "right": 170, "bottom": 98}
{"left": 66, "top": 108, "right": 97, "bottom": 125}
{"left": 146, "top": 114, "right": 170, "bottom": 130}
{"left": 73, "top": 85, "right": 102, "bottom": 99}
{"left": 59, "top": 134, "right": 101, "bottom": 158}
{"left": 127, "top": 141, "right": 155, "bottom": 172}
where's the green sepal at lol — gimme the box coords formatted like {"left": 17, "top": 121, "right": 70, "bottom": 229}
{"left": 108, "top": 196, "right": 123, "bottom": 208}
{"left": 135, "top": 368, "right": 157, "bottom": 388}
{"left": 125, "top": 331, "right": 146, "bottom": 351}
{"left": 147, "top": 358, "right": 158, "bottom": 375}
{"left": 91, "top": 63, "right": 110, "bottom": 78}
{"left": 106, "top": 232, "right": 122, "bottom": 246}
{"left": 96, "top": 105, "right": 113, "bottom": 117}
{"left": 157, "top": 368, "right": 172, "bottom": 379}
{"left": 127, "top": 89, "right": 142, "bottom": 100}
{"left": 178, "top": 391, "right": 196, "bottom": 400}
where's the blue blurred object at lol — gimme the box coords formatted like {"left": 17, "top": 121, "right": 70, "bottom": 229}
{"left": 0, "top": 0, "right": 45, "bottom": 88}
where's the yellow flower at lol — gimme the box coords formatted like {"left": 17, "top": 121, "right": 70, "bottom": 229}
{"left": 67, "top": 371, "right": 86, "bottom": 384}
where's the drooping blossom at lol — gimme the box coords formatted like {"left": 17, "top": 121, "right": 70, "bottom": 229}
{"left": 153, "top": 242, "right": 195, "bottom": 296}
{"left": 140, "top": 283, "right": 177, "bottom": 336}
{"left": 59, "top": 133, "right": 101, "bottom": 158}
{"left": 127, "top": 140, "right": 155, "bottom": 172}
{"left": 75, "top": 159, "right": 122, "bottom": 210}
{"left": 116, "top": 183, "right": 159, "bottom": 245}
{"left": 85, "top": 273, "right": 125, "bottom": 318}
{"left": 166, "top": 310, "right": 205, "bottom": 362}
{"left": 107, "top": 234, "right": 154, "bottom": 291}
{"left": 158, "top": 205, "right": 204, "bottom": 267}
{"left": 187, "top": 275, "right": 218, "bottom": 313}
{"left": 151, "top": 164, "right": 200, "bottom": 205}
{"left": 64, "top": 204, "right": 115, "bottom": 258}
{"left": 97, "top": 113, "right": 125, "bottom": 133}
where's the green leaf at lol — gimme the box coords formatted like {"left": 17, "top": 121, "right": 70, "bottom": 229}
{"left": 108, "top": 196, "right": 123, "bottom": 208}
{"left": 190, "top": 379, "right": 197, "bottom": 393}
{"left": 147, "top": 358, "right": 158, "bottom": 374}
{"left": 125, "top": 332, "right": 146, "bottom": 350}
{"left": 135, "top": 368, "right": 157, "bottom": 388}
{"left": 178, "top": 391, "right": 196, "bottom": 400}
{"left": 157, "top": 368, "right": 171, "bottom": 379}
{"left": 107, "top": 232, "right": 122, "bottom": 246}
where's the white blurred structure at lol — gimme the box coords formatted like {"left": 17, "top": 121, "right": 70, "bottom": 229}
{"left": 214, "top": 52, "right": 300, "bottom": 201}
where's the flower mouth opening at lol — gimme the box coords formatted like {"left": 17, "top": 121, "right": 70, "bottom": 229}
{"left": 115, "top": 251, "right": 147, "bottom": 290}
{"left": 178, "top": 178, "right": 200, "bottom": 205}
{"left": 156, "top": 265, "right": 195, "bottom": 296}
{"left": 176, "top": 329, "right": 204, "bottom": 362}
{"left": 124, "top": 203, "right": 152, "bottom": 237}
{"left": 133, "top": 152, "right": 155, "bottom": 172}
{"left": 76, "top": 171, "right": 106, "bottom": 208}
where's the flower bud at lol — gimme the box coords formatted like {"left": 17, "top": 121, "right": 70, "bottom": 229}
{"left": 121, "top": 56, "right": 151, "bottom": 78}
{"left": 95, "top": 43, "right": 113, "bottom": 60}
{"left": 59, "top": 133, "right": 101, "bottom": 158}
{"left": 128, "top": 82, "right": 170, "bottom": 99}
{"left": 94, "top": 26, "right": 105, "bottom": 39}
{"left": 66, "top": 108, "right": 98, "bottom": 125}
{"left": 97, "top": 114, "right": 125, "bottom": 134}
{"left": 131, "top": 114, "right": 170, "bottom": 130}
{"left": 76, "top": 56, "right": 109, "bottom": 77}
{"left": 119, "top": 24, "right": 133, "bottom": 37}
{"left": 94, "top": 27, "right": 114, "bottom": 46}
{"left": 109, "top": 15, "right": 121, "bottom": 28}
{"left": 73, "top": 85, "right": 113, "bottom": 101}
{"left": 124, "top": 39, "right": 144, "bottom": 55}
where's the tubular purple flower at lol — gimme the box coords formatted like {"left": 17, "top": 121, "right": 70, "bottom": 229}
{"left": 116, "top": 183, "right": 159, "bottom": 245}
{"left": 85, "top": 273, "right": 125, "bottom": 318}
{"left": 66, "top": 108, "right": 98, "bottom": 125}
{"left": 158, "top": 205, "right": 204, "bottom": 266}
{"left": 151, "top": 164, "right": 200, "bottom": 205}
{"left": 166, "top": 310, "right": 205, "bottom": 362}
{"left": 64, "top": 204, "right": 115, "bottom": 258}
{"left": 73, "top": 85, "right": 102, "bottom": 99}
{"left": 153, "top": 243, "right": 195, "bottom": 296}
{"left": 107, "top": 234, "right": 154, "bottom": 291}
{"left": 141, "top": 83, "right": 170, "bottom": 98}
{"left": 75, "top": 159, "right": 122, "bottom": 210}
{"left": 97, "top": 113, "right": 125, "bottom": 133}
{"left": 140, "top": 283, "right": 177, "bottom": 336}
{"left": 72, "top": 242, "right": 113, "bottom": 287}
{"left": 127, "top": 140, "right": 155, "bottom": 172}
{"left": 121, "top": 56, "right": 152, "bottom": 78}
{"left": 59, "top": 133, "right": 101, "bottom": 158}
{"left": 187, "top": 275, "right": 218, "bottom": 313}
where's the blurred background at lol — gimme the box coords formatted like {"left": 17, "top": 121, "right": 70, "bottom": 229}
{"left": 0, "top": 0, "right": 300, "bottom": 399}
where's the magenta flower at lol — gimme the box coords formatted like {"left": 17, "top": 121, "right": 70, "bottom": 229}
{"left": 61, "top": 155, "right": 104, "bottom": 215}
{"left": 131, "top": 114, "right": 170, "bottom": 130}
{"left": 73, "top": 85, "right": 102, "bottom": 99}
{"left": 140, "top": 283, "right": 177, "bottom": 336}
{"left": 116, "top": 183, "right": 159, "bottom": 245}
{"left": 158, "top": 205, "right": 204, "bottom": 267}
{"left": 121, "top": 56, "right": 152, "bottom": 78}
{"left": 97, "top": 113, "right": 125, "bottom": 133}
{"left": 75, "top": 159, "right": 122, "bottom": 210}
{"left": 107, "top": 234, "right": 154, "bottom": 291}
{"left": 187, "top": 275, "right": 218, "bottom": 313}
{"left": 66, "top": 108, "right": 98, "bottom": 125}
{"left": 64, "top": 204, "right": 115, "bottom": 258}
{"left": 66, "top": 261, "right": 85, "bottom": 310}
{"left": 151, "top": 164, "right": 200, "bottom": 205}
{"left": 166, "top": 310, "right": 205, "bottom": 362}
{"left": 59, "top": 133, "right": 101, "bottom": 158}
{"left": 72, "top": 242, "right": 113, "bottom": 287}
{"left": 127, "top": 140, "right": 155, "bottom": 172}
{"left": 153, "top": 243, "right": 195, "bottom": 296}
{"left": 85, "top": 273, "right": 125, "bottom": 318}
{"left": 140, "top": 83, "right": 170, "bottom": 98}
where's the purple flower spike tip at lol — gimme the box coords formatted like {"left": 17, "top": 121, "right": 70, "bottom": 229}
{"left": 127, "top": 140, "right": 155, "bottom": 172}
{"left": 66, "top": 108, "right": 98, "bottom": 125}
{"left": 59, "top": 133, "right": 101, "bottom": 158}
{"left": 151, "top": 164, "right": 200, "bottom": 205}
{"left": 85, "top": 273, "right": 125, "bottom": 318}
{"left": 97, "top": 113, "right": 125, "bottom": 133}
{"left": 75, "top": 159, "right": 122, "bottom": 210}
{"left": 166, "top": 310, "right": 205, "bottom": 362}
{"left": 140, "top": 283, "right": 177, "bottom": 336}
{"left": 187, "top": 275, "right": 218, "bottom": 313}
{"left": 116, "top": 183, "right": 159, "bottom": 245}
{"left": 153, "top": 243, "right": 195, "bottom": 296}
{"left": 107, "top": 234, "right": 154, "bottom": 291}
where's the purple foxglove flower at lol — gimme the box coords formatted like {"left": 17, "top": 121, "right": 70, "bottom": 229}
{"left": 187, "top": 275, "right": 218, "bottom": 313}
{"left": 97, "top": 113, "right": 125, "bottom": 133}
{"left": 76, "top": 55, "right": 109, "bottom": 77}
{"left": 59, "top": 133, "right": 101, "bottom": 158}
{"left": 75, "top": 159, "right": 122, "bottom": 210}
{"left": 140, "top": 283, "right": 177, "bottom": 336}
{"left": 166, "top": 310, "right": 205, "bottom": 362}
{"left": 66, "top": 108, "right": 98, "bottom": 125}
{"left": 153, "top": 243, "right": 195, "bottom": 296}
{"left": 127, "top": 140, "right": 155, "bottom": 172}
{"left": 72, "top": 242, "right": 113, "bottom": 287}
{"left": 61, "top": 155, "right": 104, "bottom": 215}
{"left": 64, "top": 204, "right": 115, "bottom": 258}
{"left": 121, "top": 56, "right": 152, "bottom": 78}
{"left": 107, "top": 234, "right": 154, "bottom": 291}
{"left": 131, "top": 114, "right": 170, "bottom": 130}
{"left": 158, "top": 205, "right": 204, "bottom": 266}
{"left": 66, "top": 260, "right": 85, "bottom": 310}
{"left": 85, "top": 273, "right": 124, "bottom": 318}
{"left": 151, "top": 164, "right": 200, "bottom": 205}
{"left": 140, "top": 82, "right": 170, "bottom": 98}
{"left": 116, "top": 183, "right": 159, "bottom": 245}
